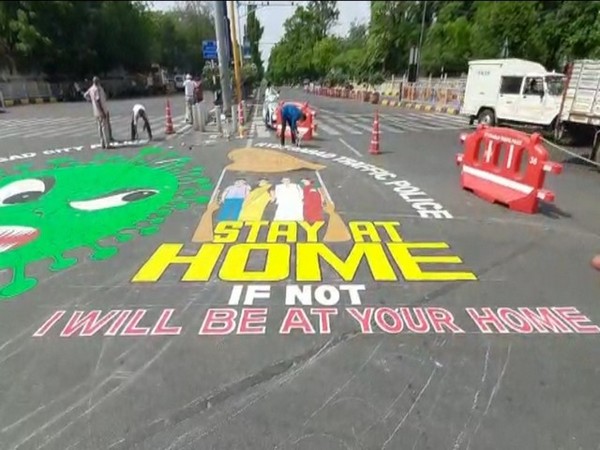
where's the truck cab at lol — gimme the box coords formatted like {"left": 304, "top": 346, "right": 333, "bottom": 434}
{"left": 461, "top": 59, "right": 565, "bottom": 129}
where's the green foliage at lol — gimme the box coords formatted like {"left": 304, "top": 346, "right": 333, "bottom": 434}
{"left": 246, "top": 4, "right": 264, "bottom": 80}
{"left": 0, "top": 0, "right": 215, "bottom": 77}
{"left": 266, "top": 0, "right": 600, "bottom": 85}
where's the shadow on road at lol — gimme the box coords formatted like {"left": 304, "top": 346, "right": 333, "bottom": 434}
{"left": 539, "top": 202, "right": 572, "bottom": 220}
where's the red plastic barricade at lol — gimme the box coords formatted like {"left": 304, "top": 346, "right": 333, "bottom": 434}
{"left": 456, "top": 125, "right": 562, "bottom": 214}
{"left": 275, "top": 101, "right": 316, "bottom": 141}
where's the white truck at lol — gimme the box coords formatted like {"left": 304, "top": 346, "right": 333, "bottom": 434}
{"left": 461, "top": 58, "right": 600, "bottom": 159}
{"left": 555, "top": 59, "right": 600, "bottom": 152}
{"left": 461, "top": 59, "right": 565, "bottom": 128}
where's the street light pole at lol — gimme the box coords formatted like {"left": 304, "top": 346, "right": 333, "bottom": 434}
{"left": 228, "top": 0, "right": 243, "bottom": 104}
{"left": 213, "top": 0, "right": 232, "bottom": 112}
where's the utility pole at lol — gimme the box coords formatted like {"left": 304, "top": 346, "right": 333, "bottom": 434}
{"left": 228, "top": 0, "right": 243, "bottom": 103}
{"left": 213, "top": 0, "right": 232, "bottom": 112}
{"left": 236, "top": 1, "right": 244, "bottom": 68}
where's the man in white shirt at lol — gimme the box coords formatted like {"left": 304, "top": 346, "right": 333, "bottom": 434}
{"left": 131, "top": 104, "right": 152, "bottom": 141}
{"left": 84, "top": 76, "right": 113, "bottom": 148}
{"left": 183, "top": 74, "right": 195, "bottom": 124}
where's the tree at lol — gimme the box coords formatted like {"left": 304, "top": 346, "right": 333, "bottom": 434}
{"left": 312, "top": 37, "right": 342, "bottom": 77}
{"left": 264, "top": 0, "right": 600, "bottom": 85}
{"left": 365, "top": 2, "right": 423, "bottom": 75}
{"left": 266, "top": 2, "right": 340, "bottom": 83}
{"left": 469, "top": 2, "right": 545, "bottom": 62}
{"left": 246, "top": 4, "right": 264, "bottom": 80}
{"left": 171, "top": 1, "right": 215, "bottom": 73}
{"left": 305, "top": 1, "right": 339, "bottom": 41}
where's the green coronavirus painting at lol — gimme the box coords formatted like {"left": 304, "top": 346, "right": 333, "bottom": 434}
{"left": 0, "top": 147, "right": 212, "bottom": 300}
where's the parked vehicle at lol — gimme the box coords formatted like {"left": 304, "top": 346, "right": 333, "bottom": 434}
{"left": 554, "top": 60, "right": 600, "bottom": 155}
{"left": 262, "top": 89, "right": 280, "bottom": 129}
{"left": 174, "top": 74, "right": 185, "bottom": 92}
{"left": 461, "top": 58, "right": 600, "bottom": 159}
{"left": 461, "top": 59, "right": 565, "bottom": 130}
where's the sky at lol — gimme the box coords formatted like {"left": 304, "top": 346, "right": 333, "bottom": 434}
{"left": 150, "top": 1, "right": 371, "bottom": 65}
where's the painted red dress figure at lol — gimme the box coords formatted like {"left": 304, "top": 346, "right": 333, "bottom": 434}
{"left": 302, "top": 179, "right": 324, "bottom": 223}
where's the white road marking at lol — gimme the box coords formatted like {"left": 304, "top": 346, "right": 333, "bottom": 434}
{"left": 320, "top": 117, "right": 361, "bottom": 135}
{"left": 315, "top": 121, "right": 341, "bottom": 136}
{"left": 339, "top": 137, "right": 362, "bottom": 157}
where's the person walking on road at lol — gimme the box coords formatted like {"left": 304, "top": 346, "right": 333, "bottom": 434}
{"left": 279, "top": 103, "right": 306, "bottom": 147}
{"left": 184, "top": 74, "right": 195, "bottom": 124}
{"left": 84, "top": 76, "right": 113, "bottom": 148}
{"left": 131, "top": 103, "right": 152, "bottom": 141}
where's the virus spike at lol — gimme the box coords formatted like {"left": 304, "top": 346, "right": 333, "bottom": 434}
{"left": 13, "top": 163, "right": 33, "bottom": 174}
{"left": 89, "top": 243, "right": 118, "bottom": 261}
{"left": 48, "top": 158, "right": 79, "bottom": 168}
{"left": 155, "top": 208, "right": 171, "bottom": 217}
{"left": 139, "top": 225, "right": 160, "bottom": 236}
{"left": 194, "top": 195, "right": 210, "bottom": 203}
{"left": 48, "top": 254, "right": 78, "bottom": 271}
{"left": 116, "top": 232, "right": 135, "bottom": 243}
{"left": 93, "top": 154, "right": 125, "bottom": 164}
{"left": 0, "top": 265, "right": 37, "bottom": 300}
{"left": 173, "top": 202, "right": 191, "bottom": 210}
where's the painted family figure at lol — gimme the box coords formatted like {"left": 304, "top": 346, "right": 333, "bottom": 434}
{"left": 216, "top": 177, "right": 325, "bottom": 223}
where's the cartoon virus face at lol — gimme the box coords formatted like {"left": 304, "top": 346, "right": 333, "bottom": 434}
{"left": 0, "top": 147, "right": 212, "bottom": 300}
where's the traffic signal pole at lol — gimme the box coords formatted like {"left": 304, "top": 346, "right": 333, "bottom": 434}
{"left": 213, "top": 0, "right": 232, "bottom": 113}
{"left": 228, "top": 0, "right": 243, "bottom": 104}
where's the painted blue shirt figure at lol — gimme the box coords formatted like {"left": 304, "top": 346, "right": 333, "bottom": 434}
{"left": 280, "top": 103, "right": 307, "bottom": 146}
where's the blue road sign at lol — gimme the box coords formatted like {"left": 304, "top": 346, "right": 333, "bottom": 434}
{"left": 203, "top": 40, "right": 218, "bottom": 60}
{"left": 243, "top": 45, "right": 251, "bottom": 59}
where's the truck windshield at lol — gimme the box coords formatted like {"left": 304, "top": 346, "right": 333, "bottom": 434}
{"left": 546, "top": 76, "right": 565, "bottom": 96}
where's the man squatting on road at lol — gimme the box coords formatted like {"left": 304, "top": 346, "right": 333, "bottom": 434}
{"left": 131, "top": 104, "right": 152, "bottom": 141}
{"left": 84, "top": 76, "right": 113, "bottom": 148}
{"left": 280, "top": 103, "right": 307, "bottom": 147}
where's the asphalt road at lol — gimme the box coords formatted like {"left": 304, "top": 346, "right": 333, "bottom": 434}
{"left": 0, "top": 87, "right": 599, "bottom": 450}
{"left": 0, "top": 93, "right": 194, "bottom": 150}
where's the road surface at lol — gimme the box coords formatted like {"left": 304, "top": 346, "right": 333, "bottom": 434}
{"left": 0, "top": 88, "right": 599, "bottom": 450}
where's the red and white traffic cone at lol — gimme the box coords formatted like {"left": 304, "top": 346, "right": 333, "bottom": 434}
{"left": 238, "top": 101, "right": 246, "bottom": 137}
{"left": 239, "top": 101, "right": 245, "bottom": 126}
{"left": 165, "top": 99, "right": 174, "bottom": 135}
{"left": 369, "top": 110, "right": 381, "bottom": 155}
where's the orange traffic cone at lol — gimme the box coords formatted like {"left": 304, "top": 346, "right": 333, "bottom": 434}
{"left": 238, "top": 101, "right": 245, "bottom": 126}
{"left": 165, "top": 99, "right": 174, "bottom": 135}
{"left": 238, "top": 101, "right": 246, "bottom": 137}
{"left": 369, "top": 110, "right": 381, "bottom": 155}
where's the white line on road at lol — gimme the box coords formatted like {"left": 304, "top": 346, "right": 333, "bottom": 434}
{"left": 339, "top": 137, "right": 362, "bottom": 157}
{"left": 322, "top": 117, "right": 361, "bottom": 135}
{"left": 315, "top": 121, "right": 341, "bottom": 136}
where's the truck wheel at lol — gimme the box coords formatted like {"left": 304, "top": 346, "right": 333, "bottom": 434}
{"left": 477, "top": 109, "right": 495, "bottom": 126}
{"left": 553, "top": 123, "right": 565, "bottom": 143}
{"left": 591, "top": 134, "right": 600, "bottom": 164}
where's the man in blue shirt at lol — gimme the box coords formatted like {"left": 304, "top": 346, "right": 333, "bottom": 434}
{"left": 280, "top": 103, "right": 307, "bottom": 146}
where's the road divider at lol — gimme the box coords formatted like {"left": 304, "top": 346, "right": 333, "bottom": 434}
{"left": 306, "top": 83, "right": 463, "bottom": 115}
{"left": 456, "top": 125, "right": 562, "bottom": 214}
{"left": 255, "top": 142, "right": 453, "bottom": 219}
